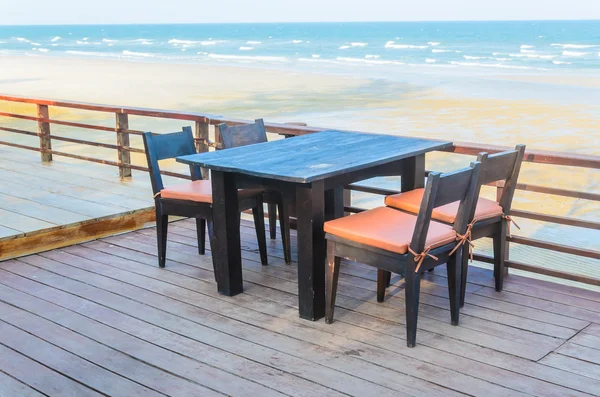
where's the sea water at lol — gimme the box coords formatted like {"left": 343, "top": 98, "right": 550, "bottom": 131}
{"left": 1, "top": 20, "right": 599, "bottom": 75}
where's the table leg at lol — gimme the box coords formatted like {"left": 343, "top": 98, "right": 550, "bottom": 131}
{"left": 401, "top": 154, "right": 426, "bottom": 191}
{"left": 325, "top": 187, "right": 344, "bottom": 221}
{"left": 211, "top": 171, "right": 243, "bottom": 296}
{"left": 296, "top": 180, "right": 326, "bottom": 320}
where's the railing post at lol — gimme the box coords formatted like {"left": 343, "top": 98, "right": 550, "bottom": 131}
{"left": 37, "top": 104, "right": 52, "bottom": 162}
{"left": 343, "top": 189, "right": 351, "bottom": 216}
{"left": 195, "top": 120, "right": 210, "bottom": 179}
{"left": 116, "top": 113, "right": 131, "bottom": 179}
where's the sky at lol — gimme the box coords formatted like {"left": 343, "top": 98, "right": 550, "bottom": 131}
{"left": 0, "top": 0, "right": 599, "bottom": 25}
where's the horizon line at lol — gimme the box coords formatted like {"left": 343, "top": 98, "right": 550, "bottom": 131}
{"left": 1, "top": 18, "right": 599, "bottom": 27}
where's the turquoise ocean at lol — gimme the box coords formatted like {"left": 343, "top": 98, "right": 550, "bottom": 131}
{"left": 1, "top": 21, "right": 599, "bottom": 75}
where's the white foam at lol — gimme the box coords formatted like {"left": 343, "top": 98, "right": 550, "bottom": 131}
{"left": 520, "top": 49, "right": 536, "bottom": 53}
{"left": 350, "top": 42, "right": 368, "bottom": 47}
{"left": 246, "top": 41, "right": 262, "bottom": 44}
{"left": 239, "top": 46, "right": 253, "bottom": 51}
{"left": 102, "top": 38, "right": 118, "bottom": 43}
{"left": 169, "top": 39, "right": 197, "bottom": 45}
{"left": 51, "top": 36, "right": 61, "bottom": 42}
{"left": 432, "top": 49, "right": 452, "bottom": 53}
{"left": 336, "top": 57, "right": 401, "bottom": 65}
{"left": 425, "top": 58, "right": 437, "bottom": 63}
{"left": 122, "top": 50, "right": 154, "bottom": 57}
{"left": 36, "top": 48, "right": 49, "bottom": 52}
{"left": 76, "top": 41, "right": 89, "bottom": 45}
{"left": 140, "top": 41, "right": 153, "bottom": 45}
{"left": 562, "top": 51, "right": 588, "bottom": 57}
{"left": 82, "top": 37, "right": 88, "bottom": 41}
{"left": 493, "top": 57, "right": 512, "bottom": 61}
{"left": 51, "top": 44, "right": 58, "bottom": 47}
{"left": 384, "top": 41, "right": 427, "bottom": 49}
{"left": 428, "top": 42, "right": 440, "bottom": 46}
{"left": 312, "top": 54, "right": 320, "bottom": 58}
{"left": 338, "top": 45, "right": 350, "bottom": 49}
{"left": 552, "top": 60, "right": 572, "bottom": 65}
{"left": 509, "top": 53, "right": 556, "bottom": 59}
{"left": 65, "top": 50, "right": 115, "bottom": 57}
{"left": 200, "top": 41, "right": 217, "bottom": 46}
{"left": 463, "top": 55, "right": 485, "bottom": 60}
{"left": 292, "top": 40, "right": 303, "bottom": 44}
{"left": 552, "top": 43, "right": 598, "bottom": 49}
{"left": 450, "top": 61, "right": 543, "bottom": 70}
{"left": 365, "top": 54, "right": 380, "bottom": 58}
{"left": 15, "top": 37, "right": 30, "bottom": 42}
{"left": 208, "top": 54, "right": 287, "bottom": 62}
{"left": 520, "top": 45, "right": 534, "bottom": 49}
{"left": 31, "top": 42, "right": 41, "bottom": 46}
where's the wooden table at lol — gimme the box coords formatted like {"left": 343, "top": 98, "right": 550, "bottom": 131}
{"left": 178, "top": 130, "right": 452, "bottom": 320}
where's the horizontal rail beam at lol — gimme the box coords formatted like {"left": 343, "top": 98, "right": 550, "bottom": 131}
{"left": 508, "top": 235, "right": 600, "bottom": 259}
{"left": 510, "top": 209, "right": 600, "bottom": 230}
{"left": 0, "top": 94, "right": 211, "bottom": 122}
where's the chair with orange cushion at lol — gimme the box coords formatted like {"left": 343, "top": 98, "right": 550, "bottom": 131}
{"left": 217, "top": 119, "right": 292, "bottom": 265}
{"left": 324, "top": 161, "right": 482, "bottom": 347}
{"left": 142, "top": 127, "right": 269, "bottom": 271}
{"left": 385, "top": 145, "right": 525, "bottom": 306}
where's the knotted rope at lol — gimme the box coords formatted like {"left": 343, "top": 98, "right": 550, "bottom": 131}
{"left": 408, "top": 247, "right": 439, "bottom": 273}
{"left": 502, "top": 214, "right": 520, "bottom": 236}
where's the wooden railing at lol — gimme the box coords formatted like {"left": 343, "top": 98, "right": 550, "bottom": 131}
{"left": 0, "top": 94, "right": 598, "bottom": 287}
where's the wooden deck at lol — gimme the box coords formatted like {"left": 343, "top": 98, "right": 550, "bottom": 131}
{"left": 0, "top": 218, "right": 599, "bottom": 397}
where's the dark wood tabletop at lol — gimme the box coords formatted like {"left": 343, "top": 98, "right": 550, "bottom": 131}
{"left": 177, "top": 130, "right": 452, "bottom": 183}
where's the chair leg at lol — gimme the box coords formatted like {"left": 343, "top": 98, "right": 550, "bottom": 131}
{"left": 196, "top": 218, "right": 206, "bottom": 255}
{"left": 447, "top": 250, "right": 462, "bottom": 326}
{"left": 267, "top": 203, "right": 277, "bottom": 240}
{"left": 405, "top": 271, "right": 421, "bottom": 347}
{"left": 377, "top": 270, "right": 390, "bottom": 302}
{"left": 206, "top": 217, "right": 218, "bottom": 282}
{"left": 493, "top": 220, "right": 508, "bottom": 292}
{"left": 277, "top": 199, "right": 292, "bottom": 265}
{"left": 460, "top": 244, "right": 469, "bottom": 308}
{"left": 252, "top": 199, "right": 269, "bottom": 266}
{"left": 156, "top": 210, "right": 168, "bottom": 268}
{"left": 325, "top": 240, "right": 341, "bottom": 324}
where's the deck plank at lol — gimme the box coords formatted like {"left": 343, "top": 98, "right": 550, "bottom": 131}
{"left": 0, "top": 370, "right": 46, "bottom": 397}
{"left": 541, "top": 353, "right": 600, "bottom": 381}
{"left": 0, "top": 296, "right": 226, "bottom": 397}
{"left": 0, "top": 344, "right": 102, "bottom": 397}
{"left": 0, "top": 320, "right": 162, "bottom": 397}
{"left": 583, "top": 323, "right": 600, "bottom": 336}
{"left": 557, "top": 342, "right": 600, "bottom": 365}
{"left": 0, "top": 273, "right": 353, "bottom": 397}
{"left": 570, "top": 333, "right": 600, "bottom": 350}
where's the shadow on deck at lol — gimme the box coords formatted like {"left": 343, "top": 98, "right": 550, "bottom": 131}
{"left": 0, "top": 218, "right": 599, "bottom": 397}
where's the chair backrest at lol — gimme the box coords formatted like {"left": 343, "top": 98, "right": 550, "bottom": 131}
{"left": 218, "top": 119, "right": 267, "bottom": 149}
{"left": 410, "top": 162, "right": 482, "bottom": 253}
{"left": 142, "top": 126, "right": 201, "bottom": 196}
{"left": 477, "top": 144, "right": 525, "bottom": 212}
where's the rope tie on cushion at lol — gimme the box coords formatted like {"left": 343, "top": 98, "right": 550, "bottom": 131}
{"left": 449, "top": 221, "right": 475, "bottom": 261}
{"left": 153, "top": 192, "right": 161, "bottom": 199}
{"left": 502, "top": 213, "right": 520, "bottom": 236}
{"left": 408, "top": 247, "right": 439, "bottom": 273}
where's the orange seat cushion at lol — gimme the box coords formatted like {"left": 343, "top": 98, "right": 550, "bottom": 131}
{"left": 385, "top": 188, "right": 503, "bottom": 224}
{"left": 160, "top": 180, "right": 262, "bottom": 203}
{"left": 324, "top": 207, "right": 456, "bottom": 255}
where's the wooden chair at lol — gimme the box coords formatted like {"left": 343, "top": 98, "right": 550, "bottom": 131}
{"left": 142, "top": 127, "right": 269, "bottom": 272}
{"left": 324, "top": 161, "right": 482, "bottom": 347}
{"left": 385, "top": 145, "right": 525, "bottom": 306}
{"left": 218, "top": 119, "right": 292, "bottom": 264}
